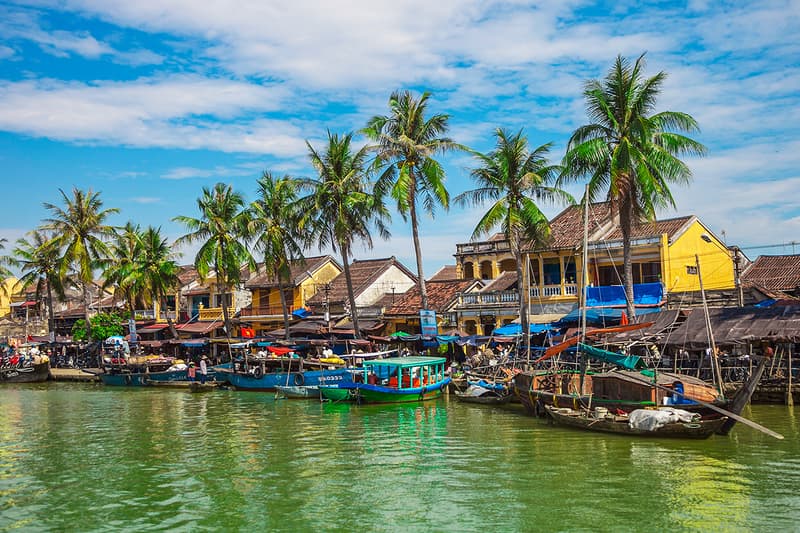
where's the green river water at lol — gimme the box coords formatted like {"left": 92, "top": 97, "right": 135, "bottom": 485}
{"left": 1, "top": 383, "right": 798, "bottom": 532}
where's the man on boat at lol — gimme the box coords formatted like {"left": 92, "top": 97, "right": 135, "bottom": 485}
{"left": 199, "top": 355, "right": 208, "bottom": 384}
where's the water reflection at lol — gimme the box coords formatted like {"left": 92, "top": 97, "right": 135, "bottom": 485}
{"left": 0, "top": 384, "right": 798, "bottom": 531}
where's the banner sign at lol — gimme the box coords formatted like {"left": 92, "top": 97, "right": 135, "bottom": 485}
{"left": 419, "top": 309, "right": 438, "bottom": 337}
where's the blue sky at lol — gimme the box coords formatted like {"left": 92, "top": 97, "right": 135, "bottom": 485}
{"left": 1, "top": 0, "right": 799, "bottom": 276}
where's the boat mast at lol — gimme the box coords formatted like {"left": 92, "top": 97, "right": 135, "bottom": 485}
{"left": 578, "top": 185, "right": 590, "bottom": 395}
{"left": 695, "top": 253, "right": 725, "bottom": 399}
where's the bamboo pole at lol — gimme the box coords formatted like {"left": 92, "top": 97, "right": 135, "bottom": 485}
{"left": 787, "top": 346, "right": 794, "bottom": 407}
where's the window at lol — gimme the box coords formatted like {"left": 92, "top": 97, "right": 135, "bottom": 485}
{"left": 542, "top": 258, "right": 561, "bottom": 285}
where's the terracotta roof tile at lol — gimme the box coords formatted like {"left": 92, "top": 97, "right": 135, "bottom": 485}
{"left": 741, "top": 255, "right": 800, "bottom": 292}
{"left": 245, "top": 255, "right": 338, "bottom": 288}
{"left": 306, "top": 257, "right": 416, "bottom": 306}
{"left": 482, "top": 271, "right": 518, "bottom": 292}
{"left": 547, "top": 202, "right": 614, "bottom": 249}
{"left": 385, "top": 279, "right": 477, "bottom": 315}
{"left": 429, "top": 265, "right": 459, "bottom": 281}
{"left": 603, "top": 215, "right": 693, "bottom": 241}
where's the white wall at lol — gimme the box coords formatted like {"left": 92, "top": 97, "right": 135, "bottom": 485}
{"left": 355, "top": 265, "right": 416, "bottom": 307}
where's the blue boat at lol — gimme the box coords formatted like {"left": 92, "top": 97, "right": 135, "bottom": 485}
{"left": 218, "top": 366, "right": 354, "bottom": 391}
{"left": 319, "top": 356, "right": 451, "bottom": 404}
{"left": 97, "top": 363, "right": 231, "bottom": 387}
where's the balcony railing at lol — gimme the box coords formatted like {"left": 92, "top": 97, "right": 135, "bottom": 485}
{"left": 198, "top": 307, "right": 236, "bottom": 322}
{"left": 456, "top": 240, "right": 511, "bottom": 255}
{"left": 240, "top": 305, "right": 295, "bottom": 317}
{"left": 529, "top": 284, "right": 578, "bottom": 298}
{"left": 459, "top": 290, "right": 519, "bottom": 306}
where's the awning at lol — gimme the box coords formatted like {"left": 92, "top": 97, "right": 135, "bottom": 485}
{"left": 10, "top": 301, "right": 37, "bottom": 308}
{"left": 176, "top": 321, "right": 220, "bottom": 334}
{"left": 138, "top": 324, "right": 169, "bottom": 332}
{"left": 585, "top": 282, "right": 664, "bottom": 307}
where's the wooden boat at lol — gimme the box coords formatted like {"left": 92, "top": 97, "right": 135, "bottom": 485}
{"left": 454, "top": 384, "right": 512, "bottom": 405}
{"left": 97, "top": 362, "right": 230, "bottom": 386}
{"left": 275, "top": 385, "right": 320, "bottom": 398}
{"left": 545, "top": 405, "right": 727, "bottom": 439}
{"left": 0, "top": 361, "right": 51, "bottom": 383}
{"left": 319, "top": 356, "right": 451, "bottom": 404}
{"left": 143, "top": 379, "right": 219, "bottom": 392}
{"left": 218, "top": 362, "right": 353, "bottom": 392}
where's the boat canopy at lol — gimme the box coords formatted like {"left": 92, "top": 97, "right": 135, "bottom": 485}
{"left": 577, "top": 342, "right": 644, "bottom": 370}
{"left": 363, "top": 356, "right": 446, "bottom": 369}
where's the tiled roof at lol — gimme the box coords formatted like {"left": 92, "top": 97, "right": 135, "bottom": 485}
{"left": 384, "top": 279, "right": 477, "bottom": 315}
{"left": 482, "top": 271, "right": 518, "bottom": 292}
{"left": 429, "top": 265, "right": 459, "bottom": 281}
{"left": 741, "top": 255, "right": 800, "bottom": 292}
{"left": 306, "top": 257, "right": 416, "bottom": 305}
{"left": 547, "top": 202, "right": 614, "bottom": 249}
{"left": 603, "top": 215, "right": 693, "bottom": 241}
{"left": 245, "top": 255, "right": 337, "bottom": 289}
{"left": 177, "top": 265, "right": 200, "bottom": 286}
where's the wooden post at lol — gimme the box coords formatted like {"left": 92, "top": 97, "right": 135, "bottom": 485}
{"left": 787, "top": 346, "right": 794, "bottom": 406}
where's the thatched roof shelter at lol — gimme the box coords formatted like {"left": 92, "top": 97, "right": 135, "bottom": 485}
{"left": 663, "top": 306, "right": 800, "bottom": 348}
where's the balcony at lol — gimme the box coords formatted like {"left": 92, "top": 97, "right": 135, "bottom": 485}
{"left": 240, "top": 305, "right": 295, "bottom": 318}
{"left": 529, "top": 284, "right": 578, "bottom": 298}
{"left": 198, "top": 307, "right": 236, "bottom": 322}
{"left": 456, "top": 240, "right": 511, "bottom": 255}
{"left": 459, "top": 290, "right": 520, "bottom": 307}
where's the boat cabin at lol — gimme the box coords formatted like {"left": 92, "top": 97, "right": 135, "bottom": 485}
{"left": 361, "top": 356, "right": 447, "bottom": 389}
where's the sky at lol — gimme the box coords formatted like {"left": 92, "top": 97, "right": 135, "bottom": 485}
{"left": 1, "top": 0, "right": 799, "bottom": 277}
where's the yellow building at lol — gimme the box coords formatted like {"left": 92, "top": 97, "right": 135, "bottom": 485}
{"left": 243, "top": 255, "right": 342, "bottom": 335}
{"left": 0, "top": 277, "right": 20, "bottom": 318}
{"left": 452, "top": 202, "right": 738, "bottom": 333}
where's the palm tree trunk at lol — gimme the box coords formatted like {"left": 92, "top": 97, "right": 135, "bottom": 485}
{"left": 163, "top": 293, "right": 179, "bottom": 339}
{"left": 277, "top": 273, "right": 291, "bottom": 340}
{"left": 620, "top": 200, "right": 636, "bottom": 319}
{"left": 514, "top": 247, "right": 528, "bottom": 346}
{"left": 409, "top": 195, "right": 428, "bottom": 311}
{"left": 82, "top": 281, "right": 92, "bottom": 340}
{"left": 340, "top": 244, "right": 361, "bottom": 339}
{"left": 46, "top": 279, "right": 55, "bottom": 336}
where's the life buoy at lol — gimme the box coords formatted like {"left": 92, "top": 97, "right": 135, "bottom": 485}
{"left": 293, "top": 373, "right": 304, "bottom": 386}
{"left": 252, "top": 367, "right": 263, "bottom": 379}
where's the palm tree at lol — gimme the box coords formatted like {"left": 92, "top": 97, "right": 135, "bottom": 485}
{"left": 103, "top": 222, "right": 144, "bottom": 318}
{"left": 455, "top": 128, "right": 573, "bottom": 341}
{"left": 174, "top": 183, "right": 254, "bottom": 342}
{"left": 302, "top": 131, "right": 390, "bottom": 339}
{"left": 363, "top": 90, "right": 461, "bottom": 310}
{"left": 560, "top": 54, "right": 706, "bottom": 318}
{"left": 248, "top": 172, "right": 306, "bottom": 339}
{"left": 42, "top": 188, "right": 119, "bottom": 339}
{"left": 12, "top": 230, "right": 66, "bottom": 335}
{"left": 139, "top": 226, "right": 180, "bottom": 339}
{"left": 0, "top": 238, "right": 14, "bottom": 298}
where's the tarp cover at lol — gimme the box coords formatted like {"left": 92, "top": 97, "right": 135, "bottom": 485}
{"left": 493, "top": 323, "right": 554, "bottom": 336}
{"left": 585, "top": 282, "right": 664, "bottom": 307}
{"left": 577, "top": 342, "right": 644, "bottom": 370}
{"left": 664, "top": 305, "right": 800, "bottom": 347}
{"left": 555, "top": 307, "right": 661, "bottom": 327}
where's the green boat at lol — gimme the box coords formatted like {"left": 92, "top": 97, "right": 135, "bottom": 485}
{"left": 319, "top": 356, "right": 450, "bottom": 404}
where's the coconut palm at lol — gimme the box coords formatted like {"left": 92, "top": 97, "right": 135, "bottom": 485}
{"left": 42, "top": 188, "right": 119, "bottom": 339}
{"left": 103, "top": 222, "right": 144, "bottom": 317}
{"left": 363, "top": 90, "right": 461, "bottom": 310}
{"left": 560, "top": 54, "right": 706, "bottom": 318}
{"left": 174, "top": 183, "right": 254, "bottom": 341}
{"left": 139, "top": 226, "right": 180, "bottom": 339}
{"left": 455, "top": 128, "right": 573, "bottom": 340}
{"left": 248, "top": 172, "right": 306, "bottom": 339}
{"left": 12, "top": 230, "right": 66, "bottom": 335}
{"left": 302, "top": 131, "right": 390, "bottom": 339}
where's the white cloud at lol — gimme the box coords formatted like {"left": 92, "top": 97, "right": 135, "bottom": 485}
{"left": 0, "top": 76, "right": 307, "bottom": 156}
{"left": 130, "top": 196, "right": 160, "bottom": 204}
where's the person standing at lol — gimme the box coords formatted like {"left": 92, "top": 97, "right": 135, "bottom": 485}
{"left": 187, "top": 362, "right": 196, "bottom": 382}
{"left": 199, "top": 355, "right": 208, "bottom": 384}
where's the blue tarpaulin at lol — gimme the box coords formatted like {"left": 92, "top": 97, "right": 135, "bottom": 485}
{"left": 292, "top": 308, "right": 311, "bottom": 318}
{"left": 493, "top": 323, "right": 554, "bottom": 336}
{"left": 577, "top": 342, "right": 644, "bottom": 370}
{"left": 585, "top": 282, "right": 664, "bottom": 307}
{"left": 555, "top": 306, "right": 661, "bottom": 327}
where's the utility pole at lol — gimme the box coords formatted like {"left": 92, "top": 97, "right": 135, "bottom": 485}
{"left": 733, "top": 246, "right": 744, "bottom": 307}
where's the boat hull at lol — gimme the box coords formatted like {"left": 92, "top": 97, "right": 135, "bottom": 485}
{"left": 276, "top": 385, "right": 320, "bottom": 398}
{"left": 320, "top": 378, "right": 451, "bottom": 404}
{"left": 99, "top": 363, "right": 230, "bottom": 387}
{"left": 546, "top": 406, "right": 727, "bottom": 439}
{"left": 0, "top": 362, "right": 51, "bottom": 383}
{"left": 220, "top": 368, "right": 353, "bottom": 392}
